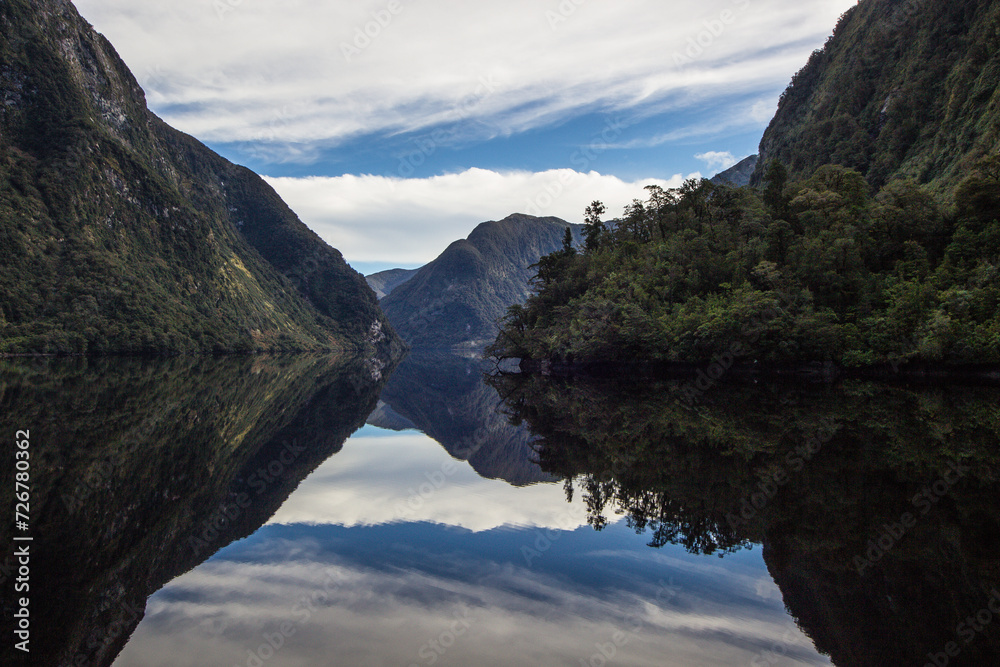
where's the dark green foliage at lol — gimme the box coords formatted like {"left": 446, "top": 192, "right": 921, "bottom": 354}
{"left": 489, "top": 163, "right": 1000, "bottom": 366}
{"left": 0, "top": 0, "right": 398, "bottom": 356}
{"left": 487, "top": 371, "right": 1000, "bottom": 664}
{"left": 753, "top": 0, "right": 1000, "bottom": 193}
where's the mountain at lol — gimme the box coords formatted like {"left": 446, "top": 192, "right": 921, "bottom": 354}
{"left": 0, "top": 355, "right": 389, "bottom": 667}
{"left": 379, "top": 214, "right": 583, "bottom": 349}
{"left": 752, "top": 0, "right": 1000, "bottom": 191}
{"left": 368, "top": 351, "right": 555, "bottom": 486}
{"left": 366, "top": 267, "right": 420, "bottom": 300}
{"left": 489, "top": 0, "right": 1000, "bottom": 371}
{"left": 710, "top": 155, "right": 757, "bottom": 186}
{"left": 0, "top": 0, "right": 402, "bottom": 359}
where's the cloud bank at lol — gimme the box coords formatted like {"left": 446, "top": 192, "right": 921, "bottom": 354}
{"left": 265, "top": 168, "right": 692, "bottom": 267}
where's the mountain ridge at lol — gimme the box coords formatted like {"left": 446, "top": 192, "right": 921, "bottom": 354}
{"left": 366, "top": 267, "right": 420, "bottom": 300}
{"left": 0, "top": 0, "right": 402, "bottom": 359}
{"left": 380, "top": 213, "right": 583, "bottom": 349}
{"left": 710, "top": 155, "right": 758, "bottom": 187}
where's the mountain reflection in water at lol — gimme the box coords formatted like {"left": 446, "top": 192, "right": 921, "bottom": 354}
{"left": 0, "top": 355, "right": 388, "bottom": 667}
{"left": 1, "top": 352, "right": 998, "bottom": 665}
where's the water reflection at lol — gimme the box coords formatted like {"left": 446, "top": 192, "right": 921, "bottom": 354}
{"left": 114, "top": 503, "right": 826, "bottom": 666}
{"left": 266, "top": 426, "right": 590, "bottom": 532}
{"left": 369, "top": 351, "right": 556, "bottom": 486}
{"left": 0, "top": 355, "right": 388, "bottom": 667}
{"left": 489, "top": 371, "right": 1000, "bottom": 665}
{"left": 4, "top": 350, "right": 996, "bottom": 665}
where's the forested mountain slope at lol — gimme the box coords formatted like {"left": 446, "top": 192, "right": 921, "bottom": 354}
{"left": 0, "top": 0, "right": 401, "bottom": 358}
{"left": 753, "top": 0, "right": 1000, "bottom": 192}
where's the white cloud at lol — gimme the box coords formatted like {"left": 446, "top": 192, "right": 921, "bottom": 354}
{"left": 264, "top": 168, "right": 692, "bottom": 266}
{"left": 117, "top": 540, "right": 829, "bottom": 667}
{"left": 750, "top": 98, "right": 778, "bottom": 123}
{"left": 266, "top": 428, "right": 595, "bottom": 532}
{"left": 695, "top": 151, "right": 738, "bottom": 173}
{"left": 75, "top": 0, "right": 859, "bottom": 150}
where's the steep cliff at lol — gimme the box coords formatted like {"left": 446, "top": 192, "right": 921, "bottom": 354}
{"left": 753, "top": 0, "right": 1000, "bottom": 192}
{"left": 0, "top": 0, "right": 401, "bottom": 358}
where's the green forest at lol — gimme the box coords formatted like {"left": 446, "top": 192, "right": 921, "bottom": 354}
{"left": 489, "top": 158, "right": 1000, "bottom": 368}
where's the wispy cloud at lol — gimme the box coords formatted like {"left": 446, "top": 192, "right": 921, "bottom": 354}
{"left": 117, "top": 526, "right": 829, "bottom": 667}
{"left": 695, "top": 151, "right": 739, "bottom": 173}
{"left": 76, "top": 0, "right": 858, "bottom": 158}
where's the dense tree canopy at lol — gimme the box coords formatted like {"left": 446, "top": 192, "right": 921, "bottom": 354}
{"left": 489, "top": 160, "right": 1000, "bottom": 367}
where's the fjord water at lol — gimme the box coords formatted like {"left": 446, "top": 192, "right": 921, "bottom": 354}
{"left": 2, "top": 354, "right": 999, "bottom": 665}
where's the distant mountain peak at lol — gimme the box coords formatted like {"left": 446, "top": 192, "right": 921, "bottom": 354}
{"left": 710, "top": 155, "right": 758, "bottom": 187}
{"left": 379, "top": 214, "right": 583, "bottom": 349}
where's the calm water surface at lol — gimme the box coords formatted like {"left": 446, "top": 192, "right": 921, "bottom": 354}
{"left": 2, "top": 353, "right": 998, "bottom": 666}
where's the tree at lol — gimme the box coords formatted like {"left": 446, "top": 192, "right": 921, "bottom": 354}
{"left": 763, "top": 160, "right": 790, "bottom": 218}
{"left": 583, "top": 201, "right": 607, "bottom": 252}
{"left": 955, "top": 154, "right": 1000, "bottom": 226}
{"left": 561, "top": 226, "right": 576, "bottom": 255}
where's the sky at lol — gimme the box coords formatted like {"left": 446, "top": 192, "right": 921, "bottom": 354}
{"left": 266, "top": 425, "right": 594, "bottom": 533}
{"left": 74, "top": 0, "right": 858, "bottom": 273}
{"left": 113, "top": 425, "right": 829, "bottom": 667}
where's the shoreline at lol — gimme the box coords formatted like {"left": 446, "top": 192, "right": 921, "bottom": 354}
{"left": 514, "top": 358, "right": 1000, "bottom": 384}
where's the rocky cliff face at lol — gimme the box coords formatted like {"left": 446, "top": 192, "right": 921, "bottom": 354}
{"left": 380, "top": 214, "right": 582, "bottom": 349}
{"left": 753, "top": 0, "right": 1000, "bottom": 192}
{"left": 709, "top": 155, "right": 757, "bottom": 187}
{"left": 0, "top": 0, "right": 402, "bottom": 359}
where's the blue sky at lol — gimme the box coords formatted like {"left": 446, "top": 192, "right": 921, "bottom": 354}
{"left": 75, "top": 0, "right": 857, "bottom": 272}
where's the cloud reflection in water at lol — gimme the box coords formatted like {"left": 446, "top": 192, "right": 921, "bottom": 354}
{"left": 113, "top": 427, "right": 829, "bottom": 666}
